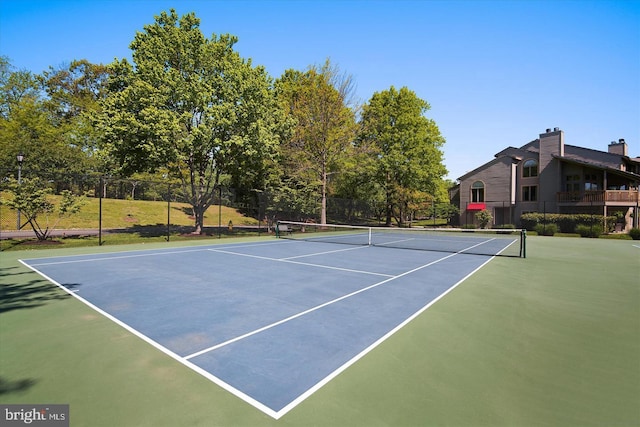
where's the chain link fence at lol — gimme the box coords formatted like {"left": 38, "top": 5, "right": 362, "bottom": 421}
{"left": 1, "top": 171, "right": 387, "bottom": 244}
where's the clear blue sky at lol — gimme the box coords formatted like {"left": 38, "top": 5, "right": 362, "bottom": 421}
{"left": 1, "top": 0, "right": 639, "bottom": 180}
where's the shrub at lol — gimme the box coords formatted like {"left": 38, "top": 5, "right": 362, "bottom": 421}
{"left": 629, "top": 227, "right": 640, "bottom": 240}
{"left": 535, "top": 223, "right": 557, "bottom": 236}
{"left": 475, "top": 209, "right": 492, "bottom": 229}
{"left": 576, "top": 224, "right": 602, "bottom": 238}
{"left": 520, "top": 212, "right": 615, "bottom": 233}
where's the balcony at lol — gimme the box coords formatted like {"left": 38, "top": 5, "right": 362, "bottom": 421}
{"left": 557, "top": 190, "right": 640, "bottom": 205}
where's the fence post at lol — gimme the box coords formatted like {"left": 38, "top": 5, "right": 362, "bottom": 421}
{"left": 218, "top": 186, "right": 222, "bottom": 239}
{"left": 543, "top": 201, "right": 546, "bottom": 235}
{"left": 166, "top": 183, "right": 171, "bottom": 242}
{"left": 99, "top": 176, "right": 103, "bottom": 246}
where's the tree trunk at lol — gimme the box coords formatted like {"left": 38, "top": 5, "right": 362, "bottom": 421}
{"left": 193, "top": 205, "right": 205, "bottom": 234}
{"left": 321, "top": 170, "right": 327, "bottom": 225}
{"left": 385, "top": 183, "right": 393, "bottom": 226}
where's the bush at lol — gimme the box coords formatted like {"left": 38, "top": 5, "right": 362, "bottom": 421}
{"left": 576, "top": 224, "right": 602, "bottom": 238}
{"left": 475, "top": 209, "right": 492, "bottom": 229}
{"left": 629, "top": 227, "right": 640, "bottom": 240}
{"left": 535, "top": 223, "right": 557, "bottom": 236}
{"left": 520, "top": 212, "right": 616, "bottom": 233}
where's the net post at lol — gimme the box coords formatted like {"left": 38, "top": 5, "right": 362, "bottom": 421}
{"left": 521, "top": 229, "right": 527, "bottom": 258}
{"left": 368, "top": 227, "right": 372, "bottom": 246}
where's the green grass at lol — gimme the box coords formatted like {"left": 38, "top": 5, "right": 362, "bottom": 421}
{"left": 1, "top": 237, "right": 638, "bottom": 426}
{"left": 1, "top": 195, "right": 258, "bottom": 230}
{"left": 1, "top": 196, "right": 264, "bottom": 251}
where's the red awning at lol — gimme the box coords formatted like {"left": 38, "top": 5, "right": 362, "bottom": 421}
{"left": 467, "top": 203, "right": 486, "bottom": 210}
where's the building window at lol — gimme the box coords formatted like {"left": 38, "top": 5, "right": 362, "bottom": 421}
{"left": 523, "top": 185, "right": 537, "bottom": 201}
{"left": 471, "top": 181, "right": 485, "bottom": 202}
{"left": 585, "top": 173, "right": 599, "bottom": 191}
{"left": 523, "top": 159, "right": 538, "bottom": 177}
{"left": 565, "top": 174, "right": 580, "bottom": 192}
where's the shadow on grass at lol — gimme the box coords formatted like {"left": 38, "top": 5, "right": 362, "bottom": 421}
{"left": 0, "top": 224, "right": 273, "bottom": 250}
{"left": 0, "top": 377, "right": 38, "bottom": 395}
{"left": 0, "top": 266, "right": 71, "bottom": 314}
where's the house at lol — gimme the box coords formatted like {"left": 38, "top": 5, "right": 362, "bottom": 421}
{"left": 452, "top": 128, "right": 640, "bottom": 231}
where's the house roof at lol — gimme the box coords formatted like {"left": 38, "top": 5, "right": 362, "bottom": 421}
{"left": 457, "top": 134, "right": 639, "bottom": 182}
{"left": 457, "top": 154, "right": 519, "bottom": 181}
{"left": 552, "top": 154, "right": 640, "bottom": 181}
{"left": 563, "top": 144, "right": 634, "bottom": 170}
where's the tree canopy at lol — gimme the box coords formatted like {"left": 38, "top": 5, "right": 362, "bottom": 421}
{"left": 94, "top": 9, "right": 286, "bottom": 233}
{"left": 1, "top": 10, "right": 452, "bottom": 232}
{"left": 358, "top": 86, "right": 447, "bottom": 225}
{"left": 275, "top": 59, "right": 357, "bottom": 224}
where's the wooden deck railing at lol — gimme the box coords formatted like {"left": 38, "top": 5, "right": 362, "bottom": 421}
{"left": 557, "top": 190, "right": 640, "bottom": 203}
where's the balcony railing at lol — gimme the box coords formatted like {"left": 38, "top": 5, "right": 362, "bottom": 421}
{"left": 557, "top": 190, "right": 640, "bottom": 203}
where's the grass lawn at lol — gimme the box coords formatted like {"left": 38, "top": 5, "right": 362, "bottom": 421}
{"left": 1, "top": 196, "right": 264, "bottom": 251}
{"left": 1, "top": 236, "right": 638, "bottom": 426}
{"left": 0, "top": 195, "right": 258, "bottom": 231}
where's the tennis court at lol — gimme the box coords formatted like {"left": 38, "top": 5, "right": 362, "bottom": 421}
{"left": 18, "top": 231, "right": 514, "bottom": 419}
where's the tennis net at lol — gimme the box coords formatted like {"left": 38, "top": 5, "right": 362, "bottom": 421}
{"left": 276, "top": 221, "right": 526, "bottom": 258}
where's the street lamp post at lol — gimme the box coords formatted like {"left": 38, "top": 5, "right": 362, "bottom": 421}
{"left": 16, "top": 152, "right": 24, "bottom": 230}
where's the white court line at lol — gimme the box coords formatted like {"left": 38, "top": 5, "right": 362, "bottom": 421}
{"left": 18, "top": 258, "right": 280, "bottom": 418}
{"left": 633, "top": 244, "right": 640, "bottom": 249}
{"left": 375, "top": 237, "right": 416, "bottom": 246}
{"left": 185, "top": 250, "right": 460, "bottom": 360}
{"left": 20, "top": 236, "right": 497, "bottom": 420}
{"left": 189, "top": 237, "right": 495, "bottom": 361}
{"left": 22, "top": 240, "right": 291, "bottom": 266}
{"left": 206, "top": 247, "right": 393, "bottom": 278}
{"left": 281, "top": 245, "right": 366, "bottom": 260}
{"left": 277, "top": 252, "right": 498, "bottom": 418}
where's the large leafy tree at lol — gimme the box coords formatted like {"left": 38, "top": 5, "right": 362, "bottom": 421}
{"left": 40, "top": 60, "right": 110, "bottom": 156}
{"left": 95, "top": 10, "right": 285, "bottom": 233}
{"left": 0, "top": 57, "right": 91, "bottom": 183}
{"left": 275, "top": 60, "right": 357, "bottom": 224}
{"left": 358, "top": 86, "right": 447, "bottom": 226}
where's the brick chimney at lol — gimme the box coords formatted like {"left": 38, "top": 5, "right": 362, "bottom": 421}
{"left": 538, "top": 127, "right": 564, "bottom": 212}
{"left": 608, "top": 139, "right": 628, "bottom": 156}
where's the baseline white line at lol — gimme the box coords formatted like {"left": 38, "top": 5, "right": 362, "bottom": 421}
{"left": 17, "top": 258, "right": 280, "bottom": 419}
{"left": 184, "top": 251, "right": 459, "bottom": 360}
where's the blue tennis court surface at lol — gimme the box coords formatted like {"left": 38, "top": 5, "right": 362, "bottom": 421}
{"left": 21, "top": 239, "right": 501, "bottom": 419}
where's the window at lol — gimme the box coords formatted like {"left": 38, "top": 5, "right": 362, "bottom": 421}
{"left": 522, "top": 185, "right": 537, "bottom": 202}
{"left": 585, "top": 173, "right": 599, "bottom": 191}
{"left": 565, "top": 174, "right": 580, "bottom": 192}
{"left": 471, "top": 181, "right": 485, "bottom": 202}
{"left": 523, "top": 159, "right": 538, "bottom": 177}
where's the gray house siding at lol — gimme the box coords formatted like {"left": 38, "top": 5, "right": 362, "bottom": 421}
{"left": 455, "top": 128, "right": 640, "bottom": 230}
{"left": 459, "top": 156, "right": 517, "bottom": 226}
